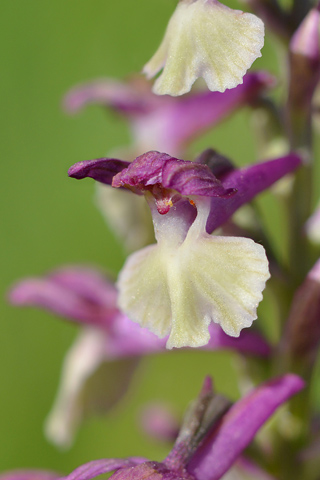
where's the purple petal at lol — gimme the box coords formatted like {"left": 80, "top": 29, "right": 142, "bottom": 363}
{"left": 112, "top": 151, "right": 171, "bottom": 190}
{"left": 9, "top": 266, "right": 118, "bottom": 329}
{"left": 163, "top": 72, "right": 275, "bottom": 152}
{"left": 162, "top": 160, "right": 236, "bottom": 198}
{"left": 205, "top": 324, "right": 271, "bottom": 357}
{"left": 68, "top": 159, "right": 130, "bottom": 185}
{"left": 112, "top": 151, "right": 235, "bottom": 198}
{"left": 62, "top": 458, "right": 147, "bottom": 480}
{"left": 0, "top": 472, "right": 59, "bottom": 480}
{"left": 206, "top": 153, "right": 302, "bottom": 233}
{"left": 47, "top": 267, "right": 117, "bottom": 307}
{"left": 64, "top": 79, "right": 153, "bottom": 115}
{"left": 187, "top": 374, "right": 304, "bottom": 480}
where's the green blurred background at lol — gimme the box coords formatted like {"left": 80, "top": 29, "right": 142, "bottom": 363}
{"left": 0, "top": 0, "right": 306, "bottom": 473}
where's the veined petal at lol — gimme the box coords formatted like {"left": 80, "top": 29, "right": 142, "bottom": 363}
{"left": 117, "top": 203, "right": 269, "bottom": 349}
{"left": 111, "top": 151, "right": 234, "bottom": 199}
{"left": 117, "top": 244, "right": 172, "bottom": 340}
{"left": 143, "top": 0, "right": 264, "bottom": 96}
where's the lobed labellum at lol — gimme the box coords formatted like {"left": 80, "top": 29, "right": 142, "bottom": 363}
{"left": 143, "top": 0, "right": 265, "bottom": 96}
{"left": 117, "top": 198, "right": 270, "bottom": 349}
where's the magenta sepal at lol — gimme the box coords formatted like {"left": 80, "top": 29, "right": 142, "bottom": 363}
{"left": 206, "top": 152, "right": 301, "bottom": 233}
{"left": 60, "top": 458, "right": 147, "bottom": 480}
{"left": 187, "top": 374, "right": 305, "bottom": 480}
{"left": 69, "top": 152, "right": 235, "bottom": 199}
{"left": 112, "top": 152, "right": 236, "bottom": 198}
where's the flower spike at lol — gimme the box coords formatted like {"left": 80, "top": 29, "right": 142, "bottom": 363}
{"left": 143, "top": 0, "right": 265, "bottom": 96}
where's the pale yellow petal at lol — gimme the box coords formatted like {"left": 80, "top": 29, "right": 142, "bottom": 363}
{"left": 117, "top": 233, "right": 269, "bottom": 349}
{"left": 117, "top": 244, "right": 172, "bottom": 338}
{"left": 143, "top": 0, "right": 264, "bottom": 96}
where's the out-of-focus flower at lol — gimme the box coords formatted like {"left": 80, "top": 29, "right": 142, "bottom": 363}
{"left": 283, "top": 258, "right": 320, "bottom": 372}
{"left": 69, "top": 151, "right": 301, "bottom": 348}
{"left": 9, "top": 266, "right": 271, "bottom": 447}
{"left": 139, "top": 403, "right": 180, "bottom": 443}
{"left": 143, "top": 0, "right": 264, "bottom": 96}
{"left": 64, "top": 72, "right": 274, "bottom": 156}
{"left": 4, "top": 375, "right": 301, "bottom": 480}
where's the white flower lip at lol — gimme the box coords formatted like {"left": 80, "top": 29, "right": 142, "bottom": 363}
{"left": 117, "top": 199, "right": 270, "bottom": 349}
{"left": 143, "top": 0, "right": 265, "bottom": 96}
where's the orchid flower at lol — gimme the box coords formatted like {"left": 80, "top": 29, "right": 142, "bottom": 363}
{"left": 0, "top": 375, "right": 303, "bottom": 480}
{"left": 9, "top": 266, "right": 270, "bottom": 448}
{"left": 69, "top": 151, "right": 301, "bottom": 349}
{"left": 143, "top": 0, "right": 265, "bottom": 96}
